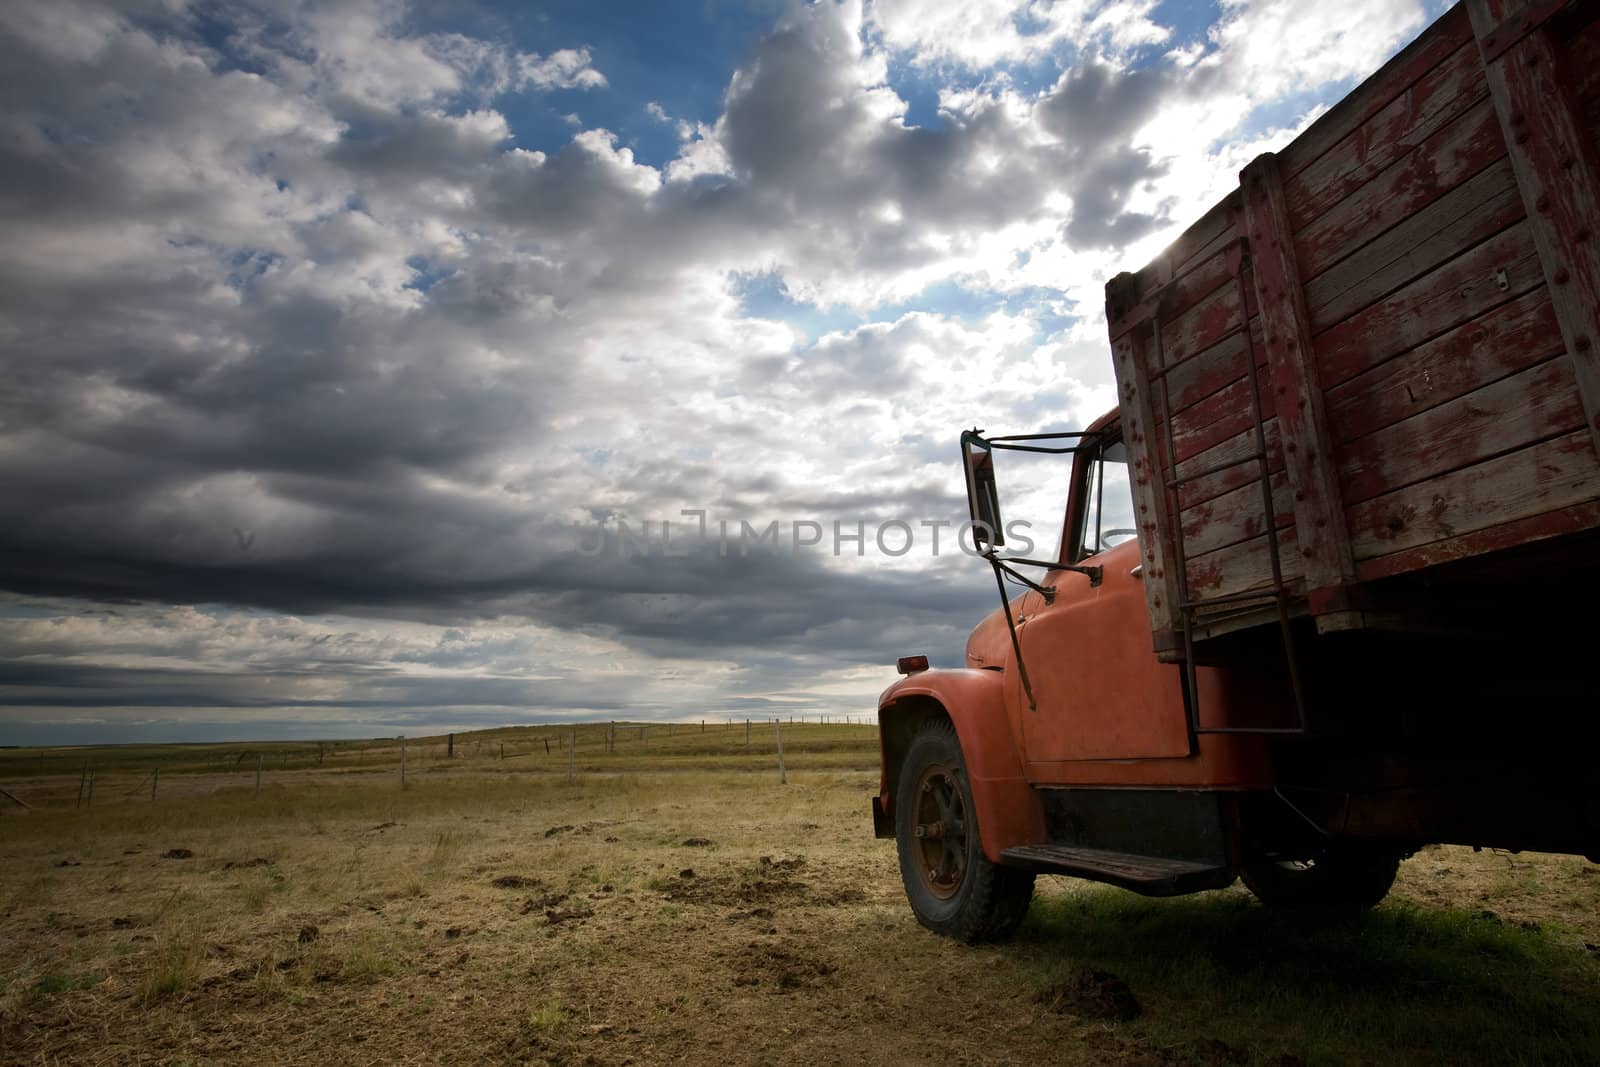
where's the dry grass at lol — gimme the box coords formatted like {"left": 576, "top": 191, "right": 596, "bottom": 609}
{"left": 1, "top": 728, "right": 1597, "bottom": 1065}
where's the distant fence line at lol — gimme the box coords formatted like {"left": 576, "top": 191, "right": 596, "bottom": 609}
{"left": 0, "top": 718, "right": 876, "bottom": 813}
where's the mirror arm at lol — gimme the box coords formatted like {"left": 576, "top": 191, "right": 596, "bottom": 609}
{"left": 991, "top": 555, "right": 1103, "bottom": 590}
{"left": 988, "top": 556, "right": 1054, "bottom": 603}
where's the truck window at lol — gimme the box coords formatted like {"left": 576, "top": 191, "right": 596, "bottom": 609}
{"left": 1076, "top": 439, "right": 1136, "bottom": 561}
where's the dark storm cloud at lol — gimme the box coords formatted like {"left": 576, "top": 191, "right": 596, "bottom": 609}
{"left": 1036, "top": 59, "right": 1193, "bottom": 248}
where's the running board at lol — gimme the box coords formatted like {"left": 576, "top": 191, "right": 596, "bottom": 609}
{"left": 1000, "top": 844, "right": 1235, "bottom": 897}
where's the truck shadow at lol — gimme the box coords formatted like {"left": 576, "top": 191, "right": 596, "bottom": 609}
{"left": 1019, "top": 888, "right": 1599, "bottom": 1064}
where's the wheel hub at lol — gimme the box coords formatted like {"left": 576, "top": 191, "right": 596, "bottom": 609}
{"left": 910, "top": 761, "right": 968, "bottom": 900}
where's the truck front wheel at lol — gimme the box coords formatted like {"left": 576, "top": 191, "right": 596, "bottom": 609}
{"left": 1241, "top": 844, "right": 1402, "bottom": 914}
{"left": 894, "top": 719, "right": 1035, "bottom": 943}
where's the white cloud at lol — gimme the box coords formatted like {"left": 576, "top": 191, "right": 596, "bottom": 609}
{"left": 517, "top": 47, "right": 607, "bottom": 91}
{"left": 869, "top": 0, "right": 1169, "bottom": 69}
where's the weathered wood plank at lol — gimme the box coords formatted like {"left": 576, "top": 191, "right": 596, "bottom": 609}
{"left": 1349, "top": 429, "right": 1600, "bottom": 561}
{"left": 1185, "top": 525, "right": 1306, "bottom": 599}
{"left": 1313, "top": 219, "right": 1545, "bottom": 389}
{"left": 1109, "top": 316, "right": 1182, "bottom": 653}
{"left": 1179, "top": 468, "right": 1295, "bottom": 559}
{"left": 1151, "top": 245, "right": 1235, "bottom": 335}
{"left": 1173, "top": 207, "right": 1243, "bottom": 281}
{"left": 1565, "top": 8, "right": 1600, "bottom": 114}
{"left": 1170, "top": 356, "right": 1276, "bottom": 465}
{"left": 1158, "top": 268, "right": 1253, "bottom": 368}
{"left": 1163, "top": 321, "right": 1266, "bottom": 415}
{"left": 1325, "top": 286, "right": 1564, "bottom": 443}
{"left": 1297, "top": 94, "right": 1510, "bottom": 288}
{"left": 1304, "top": 154, "right": 1522, "bottom": 330}
{"left": 1560, "top": 7, "right": 1600, "bottom": 159}
{"left": 1471, "top": 0, "right": 1600, "bottom": 457}
{"left": 1286, "top": 39, "right": 1488, "bottom": 231}
{"left": 1281, "top": 5, "right": 1473, "bottom": 181}
{"left": 1121, "top": 194, "right": 1240, "bottom": 319}
{"left": 1355, "top": 500, "right": 1600, "bottom": 582}
{"left": 1241, "top": 151, "right": 1359, "bottom": 614}
{"left": 1338, "top": 353, "right": 1585, "bottom": 503}
{"left": 1175, "top": 419, "right": 1285, "bottom": 513}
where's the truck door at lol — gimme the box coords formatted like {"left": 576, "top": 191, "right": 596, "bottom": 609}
{"left": 1010, "top": 436, "right": 1193, "bottom": 762}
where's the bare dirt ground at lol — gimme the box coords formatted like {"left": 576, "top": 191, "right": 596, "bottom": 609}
{"left": 2, "top": 737, "right": 1597, "bottom": 1066}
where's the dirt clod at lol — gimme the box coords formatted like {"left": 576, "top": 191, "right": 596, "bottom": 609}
{"left": 161, "top": 848, "right": 193, "bottom": 860}
{"left": 297, "top": 924, "right": 319, "bottom": 944}
{"left": 730, "top": 940, "right": 836, "bottom": 993}
{"left": 681, "top": 837, "right": 714, "bottom": 847}
{"left": 492, "top": 874, "right": 541, "bottom": 889}
{"left": 544, "top": 824, "right": 575, "bottom": 838}
{"left": 679, "top": 868, "right": 696, "bottom": 879}
{"left": 1034, "top": 967, "right": 1141, "bottom": 1022}
{"left": 224, "top": 857, "right": 272, "bottom": 869}
{"left": 545, "top": 906, "right": 593, "bottom": 926}
{"left": 110, "top": 916, "right": 137, "bottom": 929}
{"left": 519, "top": 892, "right": 568, "bottom": 914}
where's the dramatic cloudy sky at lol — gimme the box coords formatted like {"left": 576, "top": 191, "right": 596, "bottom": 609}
{"left": 0, "top": 0, "right": 1447, "bottom": 744}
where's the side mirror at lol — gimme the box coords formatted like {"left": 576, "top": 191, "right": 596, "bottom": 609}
{"left": 960, "top": 430, "right": 1004, "bottom": 549}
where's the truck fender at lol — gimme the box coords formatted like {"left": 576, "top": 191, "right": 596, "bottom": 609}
{"left": 875, "top": 668, "right": 1046, "bottom": 862}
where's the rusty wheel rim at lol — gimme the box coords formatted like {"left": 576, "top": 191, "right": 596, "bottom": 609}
{"left": 910, "top": 761, "right": 969, "bottom": 901}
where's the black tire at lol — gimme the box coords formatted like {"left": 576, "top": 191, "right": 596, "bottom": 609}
{"left": 1241, "top": 844, "right": 1402, "bottom": 914}
{"left": 894, "top": 719, "right": 1035, "bottom": 943}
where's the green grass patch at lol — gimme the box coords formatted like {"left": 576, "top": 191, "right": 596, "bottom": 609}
{"left": 29, "top": 972, "right": 102, "bottom": 996}
{"left": 135, "top": 937, "right": 202, "bottom": 1006}
{"left": 1023, "top": 888, "right": 1600, "bottom": 1065}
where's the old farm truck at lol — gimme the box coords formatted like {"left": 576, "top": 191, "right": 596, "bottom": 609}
{"left": 873, "top": 0, "right": 1600, "bottom": 942}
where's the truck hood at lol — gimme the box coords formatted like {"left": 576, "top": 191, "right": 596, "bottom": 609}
{"left": 964, "top": 598, "right": 1020, "bottom": 670}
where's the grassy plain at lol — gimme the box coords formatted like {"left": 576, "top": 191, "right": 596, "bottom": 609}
{"left": 1, "top": 723, "right": 1597, "bottom": 1065}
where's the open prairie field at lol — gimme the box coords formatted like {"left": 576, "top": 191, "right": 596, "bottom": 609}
{"left": 2, "top": 724, "right": 1597, "bottom": 1066}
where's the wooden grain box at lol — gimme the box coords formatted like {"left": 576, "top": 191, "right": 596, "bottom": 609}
{"left": 1106, "top": 0, "right": 1600, "bottom": 659}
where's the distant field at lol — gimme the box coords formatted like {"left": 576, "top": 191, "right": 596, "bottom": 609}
{"left": 2, "top": 724, "right": 1597, "bottom": 1065}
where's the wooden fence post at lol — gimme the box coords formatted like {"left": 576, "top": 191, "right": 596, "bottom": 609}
{"left": 86, "top": 770, "right": 95, "bottom": 807}
{"left": 76, "top": 762, "right": 88, "bottom": 808}
{"left": 745, "top": 719, "right": 751, "bottom": 746}
{"left": 151, "top": 767, "right": 159, "bottom": 801}
{"left": 447, "top": 733, "right": 454, "bottom": 758}
{"left": 775, "top": 719, "right": 787, "bottom": 785}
